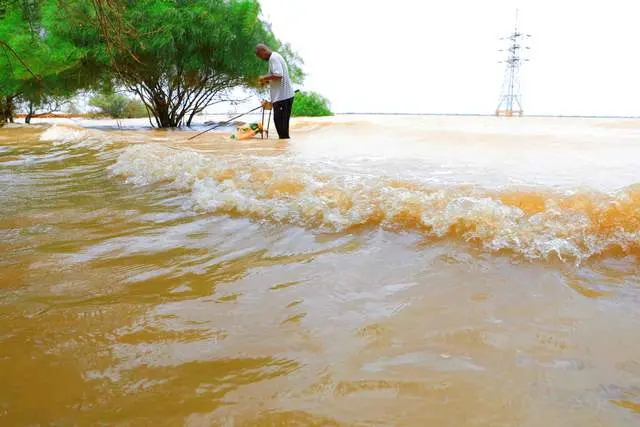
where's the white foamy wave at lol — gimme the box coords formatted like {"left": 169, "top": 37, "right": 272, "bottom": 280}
{"left": 110, "top": 144, "right": 640, "bottom": 263}
{"left": 39, "top": 124, "right": 112, "bottom": 149}
{"left": 40, "top": 124, "right": 87, "bottom": 142}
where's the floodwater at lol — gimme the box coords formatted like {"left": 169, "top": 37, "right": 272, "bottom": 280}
{"left": 1, "top": 115, "right": 639, "bottom": 426}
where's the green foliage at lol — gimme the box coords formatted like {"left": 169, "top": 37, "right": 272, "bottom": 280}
{"left": 89, "top": 92, "right": 148, "bottom": 118}
{"left": 123, "top": 98, "right": 148, "bottom": 118}
{"left": 0, "top": 0, "right": 303, "bottom": 126}
{"left": 291, "top": 91, "right": 333, "bottom": 117}
{"left": 89, "top": 93, "right": 127, "bottom": 118}
{"left": 72, "top": 0, "right": 303, "bottom": 127}
{"left": 0, "top": 0, "right": 109, "bottom": 123}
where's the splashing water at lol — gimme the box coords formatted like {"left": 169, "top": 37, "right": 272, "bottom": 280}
{"left": 110, "top": 138, "right": 640, "bottom": 264}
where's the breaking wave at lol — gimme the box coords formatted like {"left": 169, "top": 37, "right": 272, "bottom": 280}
{"left": 39, "top": 124, "right": 115, "bottom": 149}
{"left": 109, "top": 144, "right": 640, "bottom": 263}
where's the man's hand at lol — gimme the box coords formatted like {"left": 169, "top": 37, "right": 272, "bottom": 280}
{"left": 258, "top": 74, "right": 282, "bottom": 86}
{"left": 261, "top": 100, "right": 272, "bottom": 110}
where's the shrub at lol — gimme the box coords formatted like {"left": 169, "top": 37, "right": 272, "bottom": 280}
{"left": 89, "top": 93, "right": 148, "bottom": 119}
{"left": 123, "top": 99, "right": 148, "bottom": 118}
{"left": 291, "top": 91, "right": 332, "bottom": 117}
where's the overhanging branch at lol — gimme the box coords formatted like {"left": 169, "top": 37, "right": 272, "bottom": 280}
{"left": 0, "top": 40, "right": 39, "bottom": 79}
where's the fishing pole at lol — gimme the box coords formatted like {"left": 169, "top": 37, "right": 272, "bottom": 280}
{"left": 187, "top": 88, "right": 297, "bottom": 141}
{"left": 187, "top": 105, "right": 264, "bottom": 141}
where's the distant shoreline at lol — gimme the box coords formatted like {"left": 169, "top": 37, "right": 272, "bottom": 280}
{"left": 12, "top": 112, "right": 640, "bottom": 121}
{"left": 336, "top": 112, "right": 640, "bottom": 119}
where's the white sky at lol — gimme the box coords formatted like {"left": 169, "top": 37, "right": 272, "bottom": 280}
{"left": 258, "top": 0, "right": 640, "bottom": 116}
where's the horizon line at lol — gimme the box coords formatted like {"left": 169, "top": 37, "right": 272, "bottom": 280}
{"left": 333, "top": 112, "right": 640, "bottom": 119}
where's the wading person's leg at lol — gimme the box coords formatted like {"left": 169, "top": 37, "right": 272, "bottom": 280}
{"left": 273, "top": 97, "right": 294, "bottom": 139}
{"left": 273, "top": 100, "right": 284, "bottom": 138}
{"left": 281, "top": 97, "right": 293, "bottom": 139}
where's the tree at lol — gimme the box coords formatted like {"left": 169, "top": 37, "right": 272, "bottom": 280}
{"left": 89, "top": 92, "right": 128, "bottom": 119}
{"left": 291, "top": 91, "right": 333, "bottom": 117}
{"left": 20, "top": 94, "right": 70, "bottom": 123}
{"left": 89, "top": 91, "right": 148, "bottom": 119}
{"left": 0, "top": 0, "right": 108, "bottom": 125}
{"left": 0, "top": 95, "right": 16, "bottom": 124}
{"left": 0, "top": 3, "right": 32, "bottom": 124}
{"left": 58, "top": 0, "right": 303, "bottom": 128}
{"left": 123, "top": 98, "right": 148, "bottom": 118}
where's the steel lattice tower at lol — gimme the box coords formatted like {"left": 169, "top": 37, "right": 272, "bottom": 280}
{"left": 496, "top": 10, "right": 531, "bottom": 117}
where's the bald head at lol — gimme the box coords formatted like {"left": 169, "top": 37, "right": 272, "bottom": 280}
{"left": 255, "top": 44, "right": 272, "bottom": 61}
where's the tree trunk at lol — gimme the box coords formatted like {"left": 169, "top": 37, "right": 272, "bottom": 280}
{"left": 129, "top": 80, "right": 230, "bottom": 128}
{"left": 145, "top": 110, "right": 156, "bottom": 128}
{"left": 186, "top": 107, "right": 200, "bottom": 127}
{"left": 0, "top": 98, "right": 5, "bottom": 127}
{"left": 150, "top": 96, "right": 178, "bottom": 128}
{"left": 25, "top": 101, "right": 34, "bottom": 124}
{"left": 0, "top": 96, "right": 14, "bottom": 125}
{"left": 6, "top": 96, "right": 16, "bottom": 123}
{"left": 149, "top": 96, "right": 173, "bottom": 128}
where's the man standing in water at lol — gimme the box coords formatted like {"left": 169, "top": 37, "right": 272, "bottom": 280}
{"left": 255, "top": 43, "right": 294, "bottom": 139}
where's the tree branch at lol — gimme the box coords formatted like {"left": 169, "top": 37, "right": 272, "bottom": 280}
{"left": 0, "top": 40, "right": 39, "bottom": 79}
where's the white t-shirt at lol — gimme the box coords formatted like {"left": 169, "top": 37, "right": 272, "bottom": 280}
{"left": 268, "top": 52, "right": 294, "bottom": 102}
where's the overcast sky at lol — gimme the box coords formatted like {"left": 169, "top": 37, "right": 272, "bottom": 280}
{"left": 258, "top": 0, "right": 640, "bottom": 116}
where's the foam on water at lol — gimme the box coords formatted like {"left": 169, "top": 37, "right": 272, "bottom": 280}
{"left": 39, "top": 123, "right": 113, "bottom": 149}
{"left": 110, "top": 144, "right": 640, "bottom": 263}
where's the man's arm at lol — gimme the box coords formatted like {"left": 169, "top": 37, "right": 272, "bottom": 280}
{"left": 259, "top": 74, "right": 282, "bottom": 85}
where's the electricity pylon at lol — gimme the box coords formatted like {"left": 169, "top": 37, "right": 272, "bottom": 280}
{"left": 496, "top": 10, "right": 531, "bottom": 117}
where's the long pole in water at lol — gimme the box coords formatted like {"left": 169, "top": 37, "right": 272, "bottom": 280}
{"left": 187, "top": 105, "right": 263, "bottom": 141}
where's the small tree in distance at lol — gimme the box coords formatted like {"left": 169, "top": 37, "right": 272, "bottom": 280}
{"left": 89, "top": 92, "right": 148, "bottom": 119}
{"left": 291, "top": 91, "right": 333, "bottom": 117}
